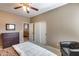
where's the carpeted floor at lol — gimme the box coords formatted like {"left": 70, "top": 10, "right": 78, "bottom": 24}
{"left": 0, "top": 47, "right": 18, "bottom": 56}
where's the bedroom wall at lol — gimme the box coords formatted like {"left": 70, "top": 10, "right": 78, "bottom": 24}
{"left": 0, "top": 11, "right": 30, "bottom": 46}
{"left": 31, "top": 3, "right": 79, "bottom": 49}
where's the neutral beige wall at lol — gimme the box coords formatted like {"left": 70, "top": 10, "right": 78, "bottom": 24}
{"left": 31, "top": 3, "right": 79, "bottom": 48}
{"left": 0, "top": 11, "right": 30, "bottom": 45}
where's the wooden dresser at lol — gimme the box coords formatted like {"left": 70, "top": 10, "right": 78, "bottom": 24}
{"left": 1, "top": 32, "right": 19, "bottom": 48}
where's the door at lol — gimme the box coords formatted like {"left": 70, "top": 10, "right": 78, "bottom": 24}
{"left": 34, "top": 22, "right": 46, "bottom": 44}
{"left": 23, "top": 23, "right": 29, "bottom": 41}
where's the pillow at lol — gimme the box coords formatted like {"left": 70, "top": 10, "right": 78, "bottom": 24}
{"left": 70, "top": 42, "right": 79, "bottom": 49}
{"left": 60, "top": 41, "right": 71, "bottom": 48}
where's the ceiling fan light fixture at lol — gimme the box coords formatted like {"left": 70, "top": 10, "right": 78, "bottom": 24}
{"left": 23, "top": 6, "right": 30, "bottom": 13}
{"left": 14, "top": 3, "right": 39, "bottom": 14}
{"left": 23, "top": 6, "right": 26, "bottom": 12}
{"left": 26, "top": 7, "right": 30, "bottom": 11}
{"left": 26, "top": 7, "right": 30, "bottom": 13}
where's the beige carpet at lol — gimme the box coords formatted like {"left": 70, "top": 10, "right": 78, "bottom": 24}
{"left": 0, "top": 47, "right": 18, "bottom": 56}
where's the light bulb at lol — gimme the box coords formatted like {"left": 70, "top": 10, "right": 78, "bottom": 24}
{"left": 23, "top": 6, "right": 26, "bottom": 12}
{"left": 26, "top": 7, "right": 30, "bottom": 11}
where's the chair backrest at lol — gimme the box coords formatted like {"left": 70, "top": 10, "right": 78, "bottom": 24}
{"left": 60, "top": 41, "right": 79, "bottom": 56}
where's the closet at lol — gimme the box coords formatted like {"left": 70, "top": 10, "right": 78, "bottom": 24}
{"left": 29, "top": 22, "right": 46, "bottom": 44}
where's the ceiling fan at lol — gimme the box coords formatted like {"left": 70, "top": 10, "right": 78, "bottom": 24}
{"left": 14, "top": 3, "right": 39, "bottom": 13}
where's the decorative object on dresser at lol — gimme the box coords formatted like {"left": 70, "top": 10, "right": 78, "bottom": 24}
{"left": 1, "top": 32, "right": 19, "bottom": 48}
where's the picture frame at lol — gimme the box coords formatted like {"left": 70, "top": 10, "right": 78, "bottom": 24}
{"left": 6, "top": 24, "right": 15, "bottom": 30}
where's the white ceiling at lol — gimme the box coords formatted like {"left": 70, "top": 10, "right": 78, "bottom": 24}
{"left": 0, "top": 3, "right": 67, "bottom": 18}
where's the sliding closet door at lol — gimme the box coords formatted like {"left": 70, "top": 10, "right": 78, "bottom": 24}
{"left": 29, "top": 23, "right": 34, "bottom": 42}
{"left": 34, "top": 22, "right": 46, "bottom": 44}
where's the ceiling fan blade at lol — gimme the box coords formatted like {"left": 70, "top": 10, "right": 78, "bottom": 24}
{"left": 30, "top": 6, "right": 39, "bottom": 11}
{"left": 14, "top": 6, "right": 22, "bottom": 9}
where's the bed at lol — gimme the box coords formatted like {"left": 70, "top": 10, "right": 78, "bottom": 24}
{"left": 0, "top": 41, "right": 57, "bottom": 56}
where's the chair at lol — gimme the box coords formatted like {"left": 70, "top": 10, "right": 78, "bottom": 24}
{"left": 60, "top": 41, "right": 79, "bottom": 56}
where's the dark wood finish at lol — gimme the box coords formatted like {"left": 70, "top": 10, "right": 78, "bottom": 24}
{"left": 30, "top": 6, "right": 39, "bottom": 11}
{"left": 14, "top": 6, "right": 22, "bottom": 9}
{"left": 1, "top": 32, "right": 19, "bottom": 48}
{"left": 24, "top": 23, "right": 29, "bottom": 37}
